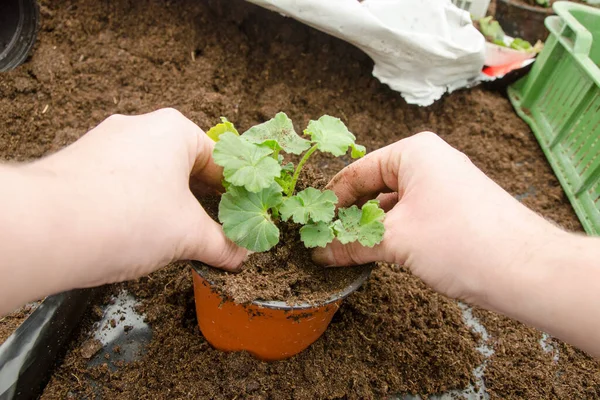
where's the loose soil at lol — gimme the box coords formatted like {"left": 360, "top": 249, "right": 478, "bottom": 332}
{"left": 0, "top": 0, "right": 597, "bottom": 398}
{"left": 0, "top": 302, "right": 40, "bottom": 345}
{"left": 513, "top": 0, "right": 597, "bottom": 9}
{"left": 199, "top": 168, "right": 368, "bottom": 305}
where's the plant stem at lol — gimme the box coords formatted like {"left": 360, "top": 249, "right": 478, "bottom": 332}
{"left": 272, "top": 148, "right": 281, "bottom": 161}
{"left": 271, "top": 207, "right": 280, "bottom": 220}
{"left": 287, "top": 144, "right": 318, "bottom": 196}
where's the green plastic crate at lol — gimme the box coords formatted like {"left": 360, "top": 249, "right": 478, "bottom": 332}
{"left": 508, "top": 1, "right": 600, "bottom": 235}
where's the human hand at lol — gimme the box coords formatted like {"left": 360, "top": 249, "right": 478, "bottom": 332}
{"left": 313, "top": 132, "right": 564, "bottom": 306}
{"left": 34, "top": 108, "right": 247, "bottom": 288}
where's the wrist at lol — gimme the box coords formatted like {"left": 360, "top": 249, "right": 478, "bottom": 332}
{"left": 471, "top": 216, "right": 567, "bottom": 314}
{"left": 480, "top": 221, "right": 576, "bottom": 325}
{"left": 486, "top": 227, "right": 600, "bottom": 355}
{"left": 0, "top": 163, "right": 69, "bottom": 312}
{"left": 1, "top": 161, "right": 109, "bottom": 309}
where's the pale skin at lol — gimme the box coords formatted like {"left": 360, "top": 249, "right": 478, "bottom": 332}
{"left": 313, "top": 131, "right": 600, "bottom": 357}
{"left": 0, "top": 108, "right": 247, "bottom": 315}
{"left": 1, "top": 109, "right": 599, "bottom": 357}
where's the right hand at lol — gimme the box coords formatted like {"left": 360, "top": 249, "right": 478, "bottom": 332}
{"left": 313, "top": 132, "right": 565, "bottom": 305}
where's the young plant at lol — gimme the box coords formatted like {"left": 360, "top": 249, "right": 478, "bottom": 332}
{"left": 474, "top": 16, "right": 543, "bottom": 53}
{"left": 209, "top": 112, "right": 385, "bottom": 253}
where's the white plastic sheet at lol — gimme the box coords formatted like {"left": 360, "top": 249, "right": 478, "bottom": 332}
{"left": 247, "top": 0, "right": 486, "bottom": 106}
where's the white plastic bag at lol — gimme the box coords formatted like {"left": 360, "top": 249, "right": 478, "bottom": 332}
{"left": 247, "top": 0, "right": 486, "bottom": 106}
{"left": 451, "top": 0, "right": 491, "bottom": 19}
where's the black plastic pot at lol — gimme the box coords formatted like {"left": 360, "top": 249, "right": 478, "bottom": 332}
{"left": 495, "top": 0, "right": 555, "bottom": 43}
{"left": 0, "top": 0, "right": 39, "bottom": 72}
{"left": 0, "top": 289, "right": 95, "bottom": 400}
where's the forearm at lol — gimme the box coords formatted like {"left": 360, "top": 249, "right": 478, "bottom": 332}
{"left": 485, "top": 228, "right": 600, "bottom": 357}
{"left": 0, "top": 164, "right": 110, "bottom": 315}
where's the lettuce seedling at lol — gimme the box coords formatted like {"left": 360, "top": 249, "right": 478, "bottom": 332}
{"left": 210, "top": 112, "right": 385, "bottom": 253}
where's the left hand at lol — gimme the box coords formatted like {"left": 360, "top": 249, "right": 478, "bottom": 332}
{"left": 35, "top": 108, "right": 247, "bottom": 288}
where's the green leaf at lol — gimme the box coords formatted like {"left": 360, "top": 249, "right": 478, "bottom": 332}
{"left": 280, "top": 188, "right": 338, "bottom": 224}
{"left": 509, "top": 38, "right": 533, "bottom": 51}
{"left": 304, "top": 115, "right": 364, "bottom": 158}
{"left": 333, "top": 200, "right": 385, "bottom": 247}
{"left": 218, "top": 184, "right": 283, "bottom": 252}
{"left": 207, "top": 117, "right": 239, "bottom": 142}
{"left": 243, "top": 112, "right": 312, "bottom": 155}
{"left": 478, "top": 16, "right": 505, "bottom": 44}
{"left": 281, "top": 162, "right": 294, "bottom": 173}
{"left": 351, "top": 143, "right": 366, "bottom": 159}
{"left": 274, "top": 162, "right": 296, "bottom": 193}
{"left": 213, "top": 132, "right": 281, "bottom": 192}
{"left": 275, "top": 170, "right": 294, "bottom": 194}
{"left": 300, "top": 222, "right": 335, "bottom": 248}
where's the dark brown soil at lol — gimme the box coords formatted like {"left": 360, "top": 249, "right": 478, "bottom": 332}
{"left": 512, "top": 0, "right": 597, "bottom": 9}
{"left": 41, "top": 263, "right": 485, "bottom": 399}
{"left": 199, "top": 168, "right": 368, "bottom": 305}
{"left": 473, "top": 308, "right": 600, "bottom": 398}
{"left": 0, "top": 302, "right": 40, "bottom": 345}
{"left": 0, "top": 0, "right": 597, "bottom": 398}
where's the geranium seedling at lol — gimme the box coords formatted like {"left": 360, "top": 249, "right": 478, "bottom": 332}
{"left": 210, "top": 112, "right": 385, "bottom": 253}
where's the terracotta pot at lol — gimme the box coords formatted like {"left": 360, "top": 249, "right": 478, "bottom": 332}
{"left": 495, "top": 0, "right": 555, "bottom": 43}
{"left": 190, "top": 261, "right": 372, "bottom": 361}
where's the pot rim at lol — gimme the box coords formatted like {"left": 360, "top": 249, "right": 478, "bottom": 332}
{"left": 190, "top": 260, "right": 373, "bottom": 311}
{"left": 498, "top": 0, "right": 555, "bottom": 15}
{"left": 0, "top": 0, "right": 40, "bottom": 72}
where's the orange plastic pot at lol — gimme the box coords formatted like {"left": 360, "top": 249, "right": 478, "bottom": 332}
{"left": 191, "top": 261, "right": 372, "bottom": 361}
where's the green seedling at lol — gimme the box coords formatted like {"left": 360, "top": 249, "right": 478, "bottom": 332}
{"left": 210, "top": 112, "right": 385, "bottom": 253}
{"left": 475, "top": 16, "right": 543, "bottom": 54}
{"left": 535, "top": 0, "right": 551, "bottom": 8}
{"left": 479, "top": 16, "right": 506, "bottom": 45}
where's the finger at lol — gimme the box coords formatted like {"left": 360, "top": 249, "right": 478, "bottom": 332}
{"left": 312, "top": 238, "right": 387, "bottom": 267}
{"left": 312, "top": 207, "right": 406, "bottom": 267}
{"left": 183, "top": 205, "right": 248, "bottom": 272}
{"left": 190, "top": 129, "right": 225, "bottom": 191}
{"left": 146, "top": 108, "right": 225, "bottom": 190}
{"left": 326, "top": 145, "right": 399, "bottom": 208}
{"left": 354, "top": 187, "right": 394, "bottom": 207}
{"left": 376, "top": 192, "right": 398, "bottom": 212}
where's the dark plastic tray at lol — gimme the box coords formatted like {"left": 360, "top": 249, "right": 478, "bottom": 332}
{"left": 0, "top": 289, "right": 95, "bottom": 400}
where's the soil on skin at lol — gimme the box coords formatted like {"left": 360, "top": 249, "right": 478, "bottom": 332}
{"left": 199, "top": 168, "right": 368, "bottom": 305}
{"left": 0, "top": 0, "right": 598, "bottom": 398}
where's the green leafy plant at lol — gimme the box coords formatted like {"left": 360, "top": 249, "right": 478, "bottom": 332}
{"left": 478, "top": 16, "right": 506, "bottom": 46}
{"left": 209, "top": 112, "right": 385, "bottom": 253}
{"left": 474, "top": 16, "right": 543, "bottom": 54}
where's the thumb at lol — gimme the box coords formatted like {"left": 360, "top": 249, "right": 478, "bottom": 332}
{"left": 182, "top": 206, "right": 248, "bottom": 272}
{"left": 312, "top": 239, "right": 387, "bottom": 267}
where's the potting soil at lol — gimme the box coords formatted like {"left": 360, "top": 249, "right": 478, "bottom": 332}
{"left": 0, "top": 302, "right": 39, "bottom": 345}
{"left": 0, "top": 0, "right": 599, "bottom": 398}
{"left": 199, "top": 169, "right": 369, "bottom": 305}
{"left": 515, "top": 0, "right": 597, "bottom": 9}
